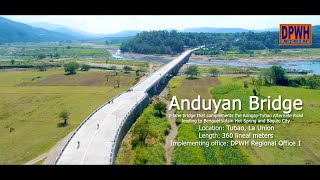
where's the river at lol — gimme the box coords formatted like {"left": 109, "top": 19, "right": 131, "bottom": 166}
{"left": 112, "top": 49, "right": 320, "bottom": 75}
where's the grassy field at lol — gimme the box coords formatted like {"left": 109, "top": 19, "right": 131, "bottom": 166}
{"left": 193, "top": 65, "right": 260, "bottom": 75}
{"left": 91, "top": 59, "right": 148, "bottom": 68}
{"left": 116, "top": 105, "right": 170, "bottom": 165}
{"left": 167, "top": 75, "right": 320, "bottom": 165}
{"left": 168, "top": 76, "right": 248, "bottom": 164}
{"left": 209, "top": 76, "right": 320, "bottom": 164}
{"left": 203, "top": 48, "right": 320, "bottom": 60}
{"left": 0, "top": 42, "right": 111, "bottom": 58}
{"left": 0, "top": 68, "right": 137, "bottom": 164}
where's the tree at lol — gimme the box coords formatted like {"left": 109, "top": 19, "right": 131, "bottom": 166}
{"left": 255, "top": 78, "right": 263, "bottom": 95}
{"left": 123, "top": 65, "right": 132, "bottom": 73}
{"left": 35, "top": 63, "right": 48, "bottom": 72}
{"left": 66, "top": 46, "right": 71, "bottom": 49}
{"left": 105, "top": 40, "right": 110, "bottom": 45}
{"left": 154, "top": 101, "right": 167, "bottom": 117}
{"left": 80, "top": 64, "right": 91, "bottom": 71}
{"left": 10, "top": 59, "right": 15, "bottom": 65}
{"left": 185, "top": 65, "right": 199, "bottom": 78}
{"left": 59, "top": 110, "right": 70, "bottom": 126}
{"left": 110, "top": 65, "right": 117, "bottom": 72}
{"left": 37, "top": 54, "right": 46, "bottom": 59}
{"left": 136, "top": 70, "right": 140, "bottom": 77}
{"left": 243, "top": 81, "right": 249, "bottom": 88}
{"left": 253, "top": 89, "right": 258, "bottom": 96}
{"left": 64, "top": 61, "right": 79, "bottom": 74}
{"left": 132, "top": 120, "right": 150, "bottom": 147}
{"left": 209, "top": 67, "right": 219, "bottom": 77}
{"left": 259, "top": 68, "right": 273, "bottom": 84}
{"left": 270, "top": 66, "right": 288, "bottom": 85}
{"left": 251, "top": 77, "right": 256, "bottom": 85}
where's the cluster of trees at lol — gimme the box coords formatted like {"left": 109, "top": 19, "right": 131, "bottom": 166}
{"left": 80, "top": 64, "right": 91, "bottom": 71}
{"left": 62, "top": 62, "right": 94, "bottom": 74}
{"left": 254, "top": 66, "right": 320, "bottom": 91}
{"left": 185, "top": 65, "right": 199, "bottom": 77}
{"left": 120, "top": 28, "right": 320, "bottom": 55}
{"left": 120, "top": 30, "right": 185, "bottom": 54}
{"left": 185, "top": 65, "right": 220, "bottom": 77}
{"left": 259, "top": 66, "right": 288, "bottom": 86}
{"left": 288, "top": 75, "right": 320, "bottom": 89}
{"left": 64, "top": 62, "right": 80, "bottom": 74}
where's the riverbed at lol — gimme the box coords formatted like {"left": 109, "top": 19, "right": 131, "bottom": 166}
{"left": 112, "top": 49, "right": 320, "bottom": 75}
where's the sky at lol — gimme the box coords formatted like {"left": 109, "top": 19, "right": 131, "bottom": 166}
{"left": 3, "top": 15, "right": 320, "bottom": 34}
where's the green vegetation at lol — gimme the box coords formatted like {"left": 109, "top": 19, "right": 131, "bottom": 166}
{"left": 288, "top": 75, "right": 320, "bottom": 89}
{"left": 195, "top": 65, "right": 261, "bottom": 75}
{"left": 185, "top": 65, "right": 199, "bottom": 78}
{"left": 195, "top": 48, "right": 320, "bottom": 60}
{"left": 167, "top": 75, "right": 320, "bottom": 164}
{"left": 257, "top": 65, "right": 320, "bottom": 89}
{"left": 0, "top": 17, "right": 72, "bottom": 43}
{"left": 80, "top": 64, "right": 91, "bottom": 71}
{"left": 59, "top": 110, "right": 70, "bottom": 127}
{"left": 0, "top": 68, "right": 137, "bottom": 164}
{"left": 120, "top": 28, "right": 320, "bottom": 55}
{"left": 260, "top": 65, "right": 288, "bottom": 85}
{"left": 35, "top": 63, "right": 48, "bottom": 72}
{"left": 12, "top": 47, "right": 110, "bottom": 58}
{"left": 169, "top": 76, "right": 248, "bottom": 164}
{"left": 209, "top": 67, "right": 220, "bottom": 77}
{"left": 153, "top": 101, "right": 167, "bottom": 117}
{"left": 116, "top": 105, "right": 170, "bottom": 165}
{"left": 64, "top": 62, "right": 79, "bottom": 75}
{"left": 209, "top": 76, "right": 320, "bottom": 164}
{"left": 123, "top": 65, "right": 132, "bottom": 73}
{"left": 103, "top": 59, "right": 148, "bottom": 68}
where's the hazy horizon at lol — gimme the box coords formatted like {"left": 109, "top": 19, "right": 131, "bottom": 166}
{"left": 2, "top": 15, "right": 320, "bottom": 34}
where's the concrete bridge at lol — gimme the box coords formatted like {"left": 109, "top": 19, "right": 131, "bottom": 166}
{"left": 55, "top": 48, "right": 197, "bottom": 165}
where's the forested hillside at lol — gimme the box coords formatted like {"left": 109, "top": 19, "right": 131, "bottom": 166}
{"left": 120, "top": 27, "right": 320, "bottom": 55}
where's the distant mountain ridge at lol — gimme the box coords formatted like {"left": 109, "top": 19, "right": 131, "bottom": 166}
{"left": 0, "top": 17, "right": 75, "bottom": 43}
{"left": 103, "top": 30, "right": 142, "bottom": 37}
{"left": 29, "top": 23, "right": 143, "bottom": 38}
{"left": 3, "top": 16, "right": 318, "bottom": 43}
{"left": 29, "top": 22, "right": 105, "bottom": 39}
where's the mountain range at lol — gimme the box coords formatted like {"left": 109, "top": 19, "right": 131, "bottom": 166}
{"left": 29, "top": 22, "right": 105, "bottom": 39}
{"left": 0, "top": 17, "right": 74, "bottom": 43}
{"left": 0, "top": 16, "right": 291, "bottom": 43}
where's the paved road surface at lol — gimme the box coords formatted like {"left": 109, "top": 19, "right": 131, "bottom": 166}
{"left": 56, "top": 49, "right": 195, "bottom": 165}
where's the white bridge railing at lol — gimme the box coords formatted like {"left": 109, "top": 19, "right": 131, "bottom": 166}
{"left": 54, "top": 48, "right": 198, "bottom": 165}
{"left": 54, "top": 92, "right": 125, "bottom": 165}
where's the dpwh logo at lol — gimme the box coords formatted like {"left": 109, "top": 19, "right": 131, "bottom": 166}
{"left": 279, "top": 24, "right": 312, "bottom": 46}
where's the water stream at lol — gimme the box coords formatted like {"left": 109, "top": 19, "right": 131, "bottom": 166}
{"left": 112, "top": 49, "right": 320, "bottom": 75}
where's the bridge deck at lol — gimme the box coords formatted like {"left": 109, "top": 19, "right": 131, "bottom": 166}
{"left": 56, "top": 49, "right": 195, "bottom": 164}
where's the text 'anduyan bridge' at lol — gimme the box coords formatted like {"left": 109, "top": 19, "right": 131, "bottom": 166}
{"left": 168, "top": 95, "right": 303, "bottom": 114}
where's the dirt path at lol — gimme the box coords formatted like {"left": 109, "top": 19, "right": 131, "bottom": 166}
{"left": 24, "top": 133, "right": 72, "bottom": 165}
{"left": 158, "top": 87, "right": 178, "bottom": 165}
